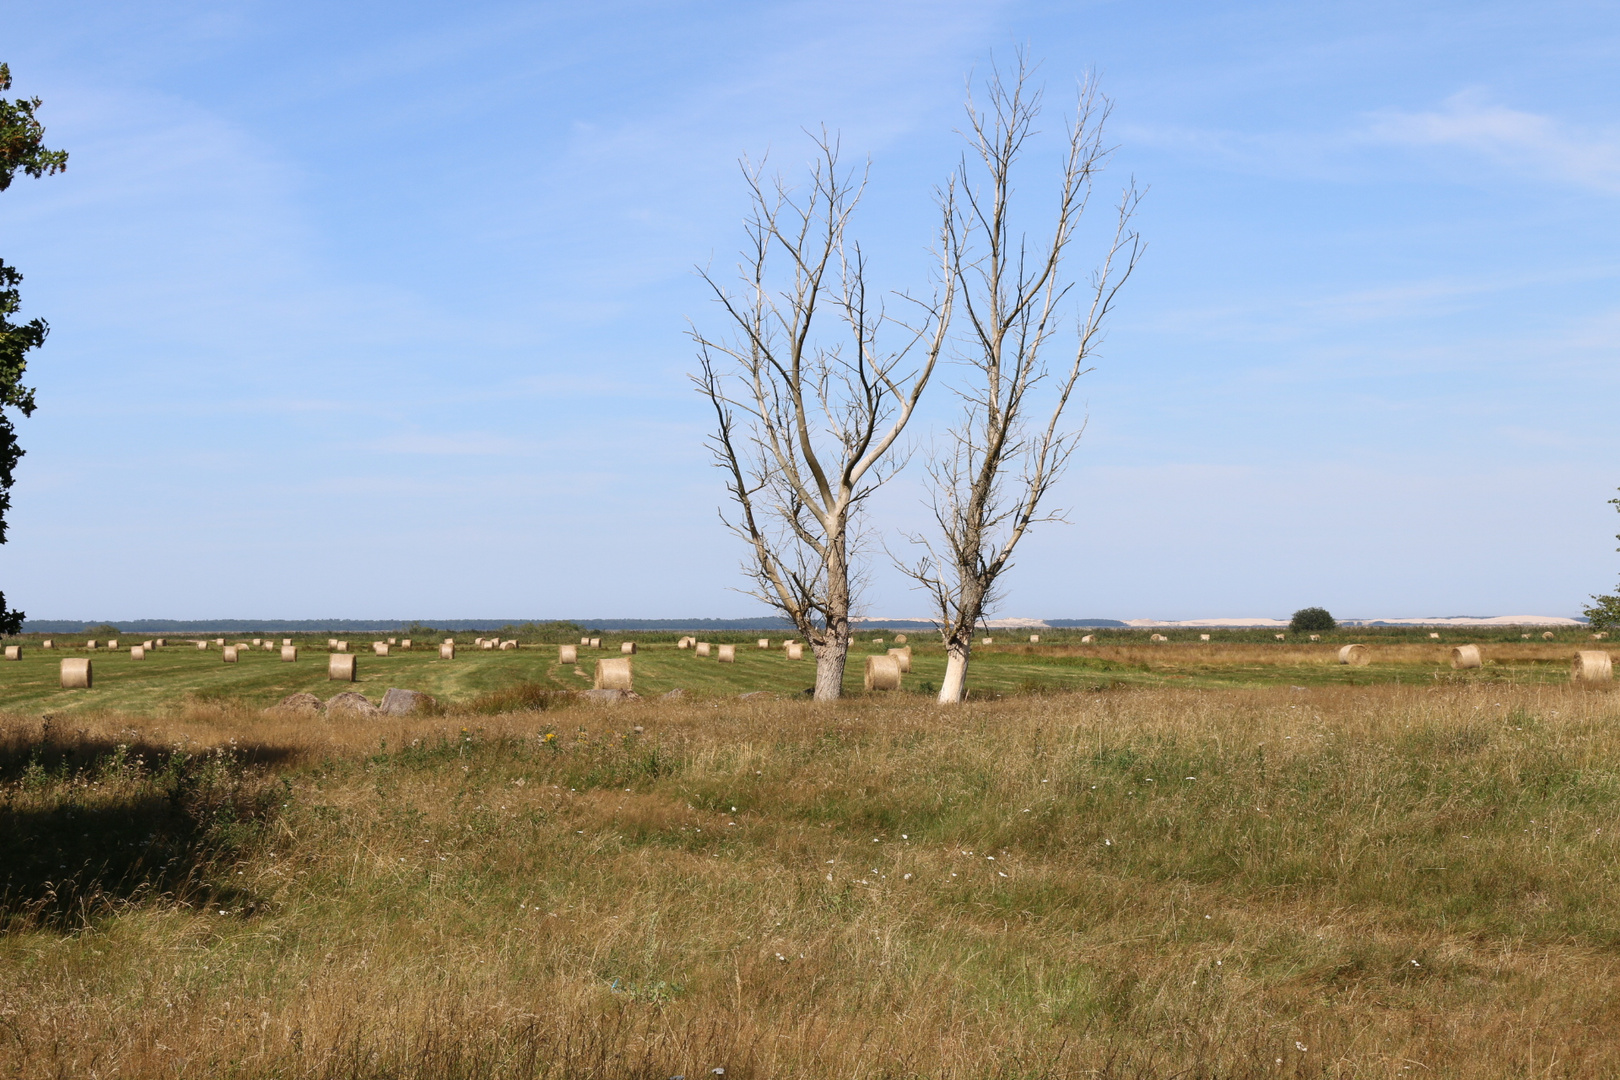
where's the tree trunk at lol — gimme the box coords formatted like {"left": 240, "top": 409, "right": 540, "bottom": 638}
{"left": 938, "top": 639, "right": 971, "bottom": 703}
{"left": 813, "top": 641, "right": 848, "bottom": 701}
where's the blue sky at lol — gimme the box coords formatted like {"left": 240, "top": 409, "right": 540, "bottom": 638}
{"left": 2, "top": 0, "right": 1617, "bottom": 621}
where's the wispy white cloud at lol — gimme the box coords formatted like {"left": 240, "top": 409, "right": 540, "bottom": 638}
{"left": 1361, "top": 91, "right": 1620, "bottom": 194}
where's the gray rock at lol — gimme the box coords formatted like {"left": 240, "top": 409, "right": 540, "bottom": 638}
{"left": 581, "top": 689, "right": 639, "bottom": 704}
{"left": 273, "top": 692, "right": 323, "bottom": 713}
{"left": 324, "top": 691, "right": 379, "bottom": 717}
{"left": 379, "top": 687, "right": 437, "bottom": 716}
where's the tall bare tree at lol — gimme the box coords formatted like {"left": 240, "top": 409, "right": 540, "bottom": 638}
{"left": 901, "top": 59, "right": 1143, "bottom": 703}
{"left": 693, "top": 135, "right": 952, "bottom": 700}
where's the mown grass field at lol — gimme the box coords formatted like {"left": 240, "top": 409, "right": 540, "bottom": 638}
{"left": 0, "top": 631, "right": 1605, "bottom": 716}
{"left": 4, "top": 634, "right": 1620, "bottom": 1077}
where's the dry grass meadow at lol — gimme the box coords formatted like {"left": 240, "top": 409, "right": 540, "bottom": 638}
{"left": 5, "top": 641, "right": 1620, "bottom": 1078}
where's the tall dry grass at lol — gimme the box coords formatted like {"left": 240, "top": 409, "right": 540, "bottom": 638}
{"left": 4, "top": 684, "right": 1620, "bottom": 1077}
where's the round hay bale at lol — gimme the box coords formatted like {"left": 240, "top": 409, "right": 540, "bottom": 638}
{"left": 757, "top": 639, "right": 770, "bottom": 649}
{"left": 263, "top": 642, "right": 276, "bottom": 651}
{"left": 140, "top": 640, "right": 152, "bottom": 649}
{"left": 196, "top": 641, "right": 208, "bottom": 650}
{"left": 41, "top": 639, "right": 52, "bottom": 649}
{"left": 887, "top": 646, "right": 912, "bottom": 672}
{"left": 981, "top": 637, "right": 993, "bottom": 645}
{"left": 894, "top": 634, "right": 907, "bottom": 644}
{"left": 677, "top": 637, "right": 692, "bottom": 649}
{"left": 1150, "top": 634, "right": 1166, "bottom": 642}
{"left": 1429, "top": 633, "right": 1441, "bottom": 640}
{"left": 444, "top": 638, "right": 454, "bottom": 645}
{"left": 400, "top": 639, "right": 411, "bottom": 649}
{"left": 1522, "top": 634, "right": 1532, "bottom": 640}
{"left": 1199, "top": 634, "right": 1210, "bottom": 642}
{"left": 107, "top": 639, "right": 118, "bottom": 649}
{"left": 214, "top": 638, "right": 225, "bottom": 646}
{"left": 155, "top": 639, "right": 165, "bottom": 647}
{"left": 439, "top": 643, "right": 455, "bottom": 660}
{"left": 864, "top": 654, "right": 902, "bottom": 692}
{"left": 388, "top": 638, "right": 397, "bottom": 645}
{"left": 329, "top": 654, "right": 357, "bottom": 681}
{"left": 85, "top": 641, "right": 98, "bottom": 650}
{"left": 1030, "top": 634, "right": 1041, "bottom": 643}
{"left": 1572, "top": 650, "right": 1613, "bottom": 684}
{"left": 1081, "top": 634, "right": 1095, "bottom": 643}
{"left": 590, "top": 638, "right": 601, "bottom": 648}
{"left": 130, "top": 646, "right": 145, "bottom": 660}
{"left": 283, "top": 639, "right": 293, "bottom": 646}
{"left": 786, "top": 643, "right": 804, "bottom": 660}
{"left": 595, "top": 657, "right": 633, "bottom": 691}
{"left": 621, "top": 642, "right": 637, "bottom": 655}
{"left": 695, "top": 642, "right": 711, "bottom": 657}
{"left": 717, "top": 644, "right": 736, "bottom": 663}
{"left": 223, "top": 646, "right": 239, "bottom": 663}
{"left": 581, "top": 637, "right": 591, "bottom": 645}
{"left": 60, "top": 657, "right": 92, "bottom": 688}
{"left": 252, "top": 639, "right": 263, "bottom": 646}
{"left": 336, "top": 642, "right": 348, "bottom": 653}
{"left": 1543, "top": 631, "right": 1556, "bottom": 641}
{"left": 1337, "top": 644, "right": 1369, "bottom": 666}
{"left": 501, "top": 640, "right": 517, "bottom": 650}
{"left": 559, "top": 645, "right": 578, "bottom": 664}
{"left": 328, "top": 638, "right": 338, "bottom": 647}
{"left": 1451, "top": 645, "right": 1483, "bottom": 670}
{"left": 872, "top": 638, "right": 884, "bottom": 645}
{"left": 280, "top": 646, "right": 298, "bottom": 662}
{"left": 1594, "top": 633, "right": 1609, "bottom": 641}
{"left": 3, "top": 645, "right": 18, "bottom": 660}
{"left": 1308, "top": 634, "right": 1320, "bottom": 642}
{"left": 1274, "top": 634, "right": 1284, "bottom": 641}
{"left": 482, "top": 640, "right": 496, "bottom": 650}
{"left": 373, "top": 642, "right": 390, "bottom": 656}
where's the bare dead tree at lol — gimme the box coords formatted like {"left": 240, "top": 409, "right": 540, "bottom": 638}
{"left": 693, "top": 134, "right": 952, "bottom": 700}
{"left": 900, "top": 58, "right": 1143, "bottom": 703}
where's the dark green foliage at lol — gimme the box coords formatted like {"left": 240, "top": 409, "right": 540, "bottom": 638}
{"left": 0, "top": 64, "right": 68, "bottom": 635}
{"left": 1583, "top": 489, "right": 1620, "bottom": 631}
{"left": 1289, "top": 607, "right": 1337, "bottom": 633}
{"left": 85, "top": 623, "right": 121, "bottom": 636}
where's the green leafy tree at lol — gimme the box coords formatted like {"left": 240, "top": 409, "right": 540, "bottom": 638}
{"left": 1583, "top": 489, "right": 1620, "bottom": 631}
{"left": 0, "top": 63, "right": 68, "bottom": 634}
{"left": 1289, "top": 607, "right": 1336, "bottom": 633}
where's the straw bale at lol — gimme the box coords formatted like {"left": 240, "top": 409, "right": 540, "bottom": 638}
{"left": 696, "top": 643, "right": 711, "bottom": 657}
{"left": 786, "top": 643, "right": 804, "bottom": 660}
{"left": 252, "top": 639, "right": 262, "bottom": 646}
{"left": 475, "top": 638, "right": 484, "bottom": 646}
{"left": 196, "top": 641, "right": 208, "bottom": 650}
{"left": 621, "top": 642, "right": 637, "bottom": 655}
{"left": 1199, "top": 634, "right": 1210, "bottom": 642}
{"left": 717, "top": 645, "right": 736, "bottom": 663}
{"left": 1030, "top": 635, "right": 1041, "bottom": 643}
{"left": 481, "top": 640, "right": 495, "bottom": 650}
{"left": 1594, "top": 633, "right": 1609, "bottom": 640}
{"left": 214, "top": 639, "right": 224, "bottom": 646}
{"left": 388, "top": 638, "right": 397, "bottom": 645}
{"left": 1081, "top": 635, "right": 1095, "bottom": 644}
{"left": 1337, "top": 644, "right": 1369, "bottom": 666}
{"left": 501, "top": 640, "right": 517, "bottom": 650}
{"left": 444, "top": 638, "right": 454, "bottom": 645}
{"left": 401, "top": 639, "right": 411, "bottom": 649}
{"left": 130, "top": 646, "right": 145, "bottom": 660}
{"left": 374, "top": 642, "right": 390, "bottom": 656}
{"left": 140, "top": 640, "right": 151, "bottom": 649}
{"left": 595, "top": 657, "right": 633, "bottom": 690}
{"left": 559, "top": 645, "right": 578, "bottom": 664}
{"left": 1274, "top": 634, "right": 1284, "bottom": 641}
{"left": 60, "top": 658, "right": 92, "bottom": 688}
{"left": 894, "top": 634, "right": 907, "bottom": 644}
{"left": 439, "top": 643, "right": 455, "bottom": 660}
{"left": 581, "top": 637, "right": 591, "bottom": 645}
{"left": 336, "top": 642, "right": 348, "bottom": 652}
{"left": 1451, "top": 644, "right": 1483, "bottom": 670}
{"left": 1522, "top": 634, "right": 1532, "bottom": 640}
{"left": 757, "top": 639, "right": 770, "bottom": 649}
{"left": 263, "top": 642, "right": 276, "bottom": 651}
{"left": 863, "top": 654, "right": 902, "bottom": 692}
{"left": 678, "top": 637, "right": 692, "bottom": 649}
{"left": 590, "top": 638, "right": 602, "bottom": 648}
{"left": 223, "top": 647, "right": 239, "bottom": 664}
{"left": 155, "top": 638, "right": 165, "bottom": 647}
{"left": 3, "top": 645, "right": 18, "bottom": 660}
{"left": 328, "top": 639, "right": 338, "bottom": 648}
{"left": 873, "top": 638, "right": 884, "bottom": 645}
{"left": 281, "top": 646, "right": 298, "bottom": 662}
{"left": 1571, "top": 650, "right": 1613, "bottom": 684}
{"left": 41, "top": 639, "right": 52, "bottom": 649}
{"left": 1309, "top": 634, "right": 1320, "bottom": 642}
{"left": 887, "top": 646, "right": 912, "bottom": 673}
{"left": 1150, "top": 634, "right": 1167, "bottom": 643}
{"left": 108, "top": 639, "right": 118, "bottom": 648}
{"left": 1543, "top": 632, "right": 1555, "bottom": 641}
{"left": 1429, "top": 633, "right": 1441, "bottom": 640}
{"left": 283, "top": 639, "right": 292, "bottom": 646}
{"left": 329, "top": 653, "right": 358, "bottom": 681}
{"left": 982, "top": 637, "right": 993, "bottom": 645}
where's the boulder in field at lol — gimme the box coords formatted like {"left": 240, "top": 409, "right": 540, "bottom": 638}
{"left": 379, "top": 688, "right": 437, "bottom": 716}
